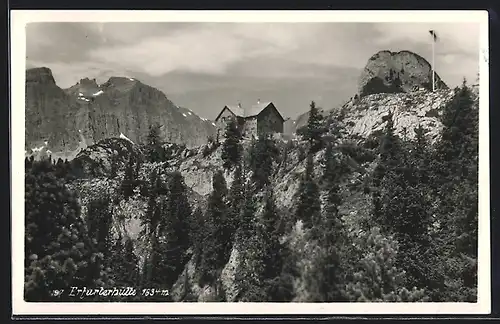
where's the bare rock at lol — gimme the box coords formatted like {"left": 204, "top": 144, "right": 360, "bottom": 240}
{"left": 337, "top": 88, "right": 456, "bottom": 142}
{"left": 25, "top": 67, "right": 217, "bottom": 154}
{"left": 358, "top": 50, "right": 448, "bottom": 97}
{"left": 72, "top": 137, "right": 141, "bottom": 178}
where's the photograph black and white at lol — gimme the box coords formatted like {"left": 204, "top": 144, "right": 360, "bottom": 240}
{"left": 12, "top": 10, "right": 490, "bottom": 315}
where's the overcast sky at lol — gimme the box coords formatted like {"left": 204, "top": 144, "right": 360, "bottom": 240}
{"left": 26, "top": 22, "right": 480, "bottom": 119}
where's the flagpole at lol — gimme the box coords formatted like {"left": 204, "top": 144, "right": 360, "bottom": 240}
{"left": 432, "top": 32, "right": 435, "bottom": 92}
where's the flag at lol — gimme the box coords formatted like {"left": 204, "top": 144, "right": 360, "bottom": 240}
{"left": 429, "top": 30, "right": 438, "bottom": 42}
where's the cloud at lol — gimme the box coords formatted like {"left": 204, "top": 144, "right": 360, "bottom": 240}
{"left": 368, "top": 22, "right": 479, "bottom": 85}
{"left": 86, "top": 23, "right": 330, "bottom": 76}
{"left": 25, "top": 21, "right": 481, "bottom": 117}
{"left": 26, "top": 22, "right": 480, "bottom": 83}
{"left": 372, "top": 22, "right": 479, "bottom": 55}
{"left": 26, "top": 23, "right": 105, "bottom": 62}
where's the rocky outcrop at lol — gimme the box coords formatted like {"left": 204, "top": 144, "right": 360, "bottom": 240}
{"left": 26, "top": 67, "right": 57, "bottom": 84}
{"left": 336, "top": 88, "right": 456, "bottom": 142}
{"left": 71, "top": 137, "right": 143, "bottom": 178}
{"left": 25, "top": 67, "right": 217, "bottom": 155}
{"left": 358, "top": 50, "right": 448, "bottom": 97}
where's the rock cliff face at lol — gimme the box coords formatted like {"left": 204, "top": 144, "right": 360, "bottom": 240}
{"left": 25, "top": 67, "right": 82, "bottom": 154}
{"left": 25, "top": 67, "right": 217, "bottom": 156}
{"left": 358, "top": 50, "right": 447, "bottom": 97}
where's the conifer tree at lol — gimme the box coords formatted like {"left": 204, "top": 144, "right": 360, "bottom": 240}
{"left": 54, "top": 158, "right": 66, "bottom": 179}
{"left": 432, "top": 81, "right": 478, "bottom": 301}
{"left": 372, "top": 114, "right": 437, "bottom": 297}
{"left": 110, "top": 235, "right": 140, "bottom": 288}
{"left": 221, "top": 118, "right": 242, "bottom": 170}
{"left": 146, "top": 196, "right": 173, "bottom": 288}
{"left": 413, "top": 125, "right": 430, "bottom": 184}
{"left": 295, "top": 153, "right": 321, "bottom": 229}
{"left": 435, "top": 81, "right": 478, "bottom": 252}
{"left": 345, "top": 228, "right": 429, "bottom": 302}
{"left": 86, "top": 196, "right": 113, "bottom": 260}
{"left": 394, "top": 126, "right": 437, "bottom": 293}
{"left": 246, "top": 135, "right": 257, "bottom": 169}
{"left": 259, "top": 188, "right": 286, "bottom": 300}
{"left": 190, "top": 207, "right": 204, "bottom": 265}
{"left": 25, "top": 159, "right": 112, "bottom": 301}
{"left": 371, "top": 110, "right": 403, "bottom": 229}
{"left": 146, "top": 123, "right": 165, "bottom": 163}
{"left": 268, "top": 243, "right": 298, "bottom": 302}
{"left": 298, "top": 101, "right": 325, "bottom": 153}
{"left": 109, "top": 157, "right": 118, "bottom": 179}
{"left": 140, "top": 170, "right": 163, "bottom": 238}
{"left": 154, "top": 196, "right": 182, "bottom": 289}
{"left": 135, "top": 155, "right": 142, "bottom": 178}
{"left": 25, "top": 156, "right": 33, "bottom": 170}
{"left": 234, "top": 191, "right": 267, "bottom": 301}
{"left": 199, "top": 170, "right": 229, "bottom": 285}
{"left": 121, "top": 156, "right": 136, "bottom": 199}
{"left": 142, "top": 171, "right": 192, "bottom": 291}
{"left": 228, "top": 164, "right": 244, "bottom": 244}
{"left": 249, "top": 134, "right": 279, "bottom": 190}
{"left": 261, "top": 189, "right": 282, "bottom": 275}
{"left": 165, "top": 171, "right": 192, "bottom": 252}
{"left": 305, "top": 141, "right": 347, "bottom": 301}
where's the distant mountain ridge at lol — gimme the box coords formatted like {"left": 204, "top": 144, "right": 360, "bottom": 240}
{"left": 25, "top": 67, "right": 217, "bottom": 160}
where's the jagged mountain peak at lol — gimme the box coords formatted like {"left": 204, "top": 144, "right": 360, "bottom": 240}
{"left": 97, "top": 76, "right": 148, "bottom": 96}
{"left": 26, "top": 67, "right": 56, "bottom": 85}
{"left": 25, "top": 67, "right": 217, "bottom": 157}
{"left": 107, "top": 76, "right": 138, "bottom": 83}
{"left": 103, "top": 76, "right": 139, "bottom": 88}
{"left": 78, "top": 77, "right": 99, "bottom": 87}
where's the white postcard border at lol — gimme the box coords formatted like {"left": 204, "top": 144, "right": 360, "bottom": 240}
{"left": 11, "top": 10, "right": 491, "bottom": 315}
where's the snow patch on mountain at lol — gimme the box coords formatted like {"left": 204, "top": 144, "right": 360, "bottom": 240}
{"left": 93, "top": 90, "right": 104, "bottom": 96}
{"left": 119, "top": 132, "right": 135, "bottom": 144}
{"left": 32, "top": 146, "right": 44, "bottom": 153}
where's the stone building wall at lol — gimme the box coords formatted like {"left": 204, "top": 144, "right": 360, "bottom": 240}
{"left": 215, "top": 108, "right": 235, "bottom": 131}
{"left": 256, "top": 105, "right": 284, "bottom": 136}
{"left": 243, "top": 117, "right": 258, "bottom": 138}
